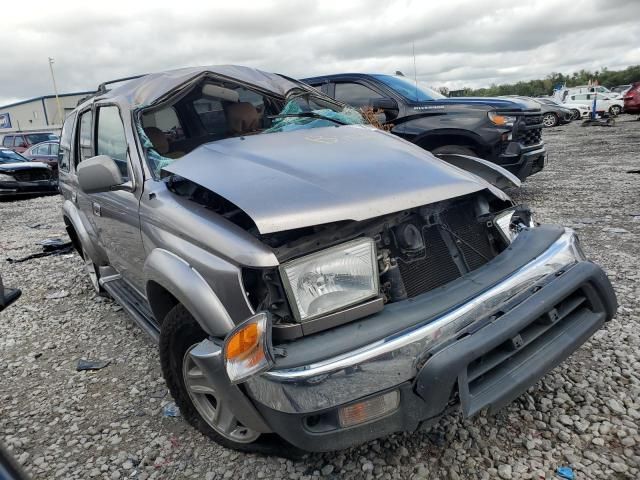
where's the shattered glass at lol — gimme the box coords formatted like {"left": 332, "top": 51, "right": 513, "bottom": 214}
{"left": 136, "top": 122, "right": 175, "bottom": 175}
{"left": 265, "top": 100, "right": 364, "bottom": 133}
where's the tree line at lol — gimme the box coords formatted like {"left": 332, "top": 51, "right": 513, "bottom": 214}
{"left": 440, "top": 65, "right": 640, "bottom": 97}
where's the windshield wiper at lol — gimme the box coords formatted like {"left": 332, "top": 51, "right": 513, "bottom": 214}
{"left": 269, "top": 112, "right": 348, "bottom": 126}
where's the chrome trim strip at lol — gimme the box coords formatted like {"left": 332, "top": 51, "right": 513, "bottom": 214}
{"left": 246, "top": 229, "right": 583, "bottom": 413}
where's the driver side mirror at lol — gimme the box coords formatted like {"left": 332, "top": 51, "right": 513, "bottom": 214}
{"left": 371, "top": 98, "right": 398, "bottom": 111}
{"left": 77, "top": 155, "right": 125, "bottom": 194}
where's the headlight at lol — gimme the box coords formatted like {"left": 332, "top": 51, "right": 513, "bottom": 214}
{"left": 279, "top": 238, "right": 379, "bottom": 322}
{"left": 495, "top": 207, "right": 535, "bottom": 243}
{"left": 488, "top": 111, "right": 517, "bottom": 127}
{"left": 0, "top": 173, "right": 15, "bottom": 182}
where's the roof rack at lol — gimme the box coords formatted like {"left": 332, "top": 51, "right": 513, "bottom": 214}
{"left": 77, "top": 74, "right": 147, "bottom": 106}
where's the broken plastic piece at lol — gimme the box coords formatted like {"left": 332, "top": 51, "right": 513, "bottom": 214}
{"left": 76, "top": 359, "right": 111, "bottom": 371}
{"left": 162, "top": 402, "right": 181, "bottom": 417}
{"left": 555, "top": 466, "right": 574, "bottom": 480}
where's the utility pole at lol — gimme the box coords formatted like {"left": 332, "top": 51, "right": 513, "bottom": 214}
{"left": 48, "top": 57, "right": 64, "bottom": 126}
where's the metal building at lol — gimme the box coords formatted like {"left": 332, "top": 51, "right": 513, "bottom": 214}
{"left": 0, "top": 92, "right": 94, "bottom": 135}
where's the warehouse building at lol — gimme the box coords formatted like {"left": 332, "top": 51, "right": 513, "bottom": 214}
{"left": 0, "top": 91, "right": 94, "bottom": 135}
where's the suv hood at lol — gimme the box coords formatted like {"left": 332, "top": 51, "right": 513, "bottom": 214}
{"left": 420, "top": 96, "right": 541, "bottom": 111}
{"left": 164, "top": 125, "right": 505, "bottom": 234}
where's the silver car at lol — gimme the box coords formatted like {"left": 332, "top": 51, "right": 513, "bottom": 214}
{"left": 59, "top": 66, "right": 617, "bottom": 453}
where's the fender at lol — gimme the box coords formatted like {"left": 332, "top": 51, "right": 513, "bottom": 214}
{"left": 144, "top": 248, "right": 236, "bottom": 337}
{"left": 62, "top": 199, "right": 108, "bottom": 265}
{"left": 435, "top": 153, "right": 521, "bottom": 190}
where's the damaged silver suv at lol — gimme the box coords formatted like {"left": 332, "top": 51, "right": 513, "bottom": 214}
{"left": 58, "top": 66, "right": 617, "bottom": 453}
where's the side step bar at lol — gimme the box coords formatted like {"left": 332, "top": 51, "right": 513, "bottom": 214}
{"left": 101, "top": 278, "right": 160, "bottom": 342}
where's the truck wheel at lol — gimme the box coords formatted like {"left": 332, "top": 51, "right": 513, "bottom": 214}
{"left": 431, "top": 145, "right": 478, "bottom": 157}
{"left": 159, "top": 304, "right": 263, "bottom": 451}
{"left": 542, "top": 113, "right": 558, "bottom": 127}
{"left": 609, "top": 105, "right": 621, "bottom": 116}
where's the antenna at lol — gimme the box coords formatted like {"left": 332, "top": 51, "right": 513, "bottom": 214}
{"left": 412, "top": 41, "right": 418, "bottom": 100}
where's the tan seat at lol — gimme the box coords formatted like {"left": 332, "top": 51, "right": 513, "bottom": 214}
{"left": 225, "top": 102, "right": 260, "bottom": 135}
{"left": 144, "top": 127, "right": 184, "bottom": 158}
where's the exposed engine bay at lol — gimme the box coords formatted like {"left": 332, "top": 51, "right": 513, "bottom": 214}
{"left": 166, "top": 176, "right": 534, "bottom": 341}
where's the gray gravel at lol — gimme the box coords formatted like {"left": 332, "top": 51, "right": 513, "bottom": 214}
{"left": 1, "top": 116, "right": 639, "bottom": 479}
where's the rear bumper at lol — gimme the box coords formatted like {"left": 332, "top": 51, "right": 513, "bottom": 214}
{"left": 243, "top": 229, "right": 616, "bottom": 451}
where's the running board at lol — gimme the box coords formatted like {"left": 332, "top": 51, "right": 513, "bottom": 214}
{"left": 102, "top": 278, "right": 160, "bottom": 342}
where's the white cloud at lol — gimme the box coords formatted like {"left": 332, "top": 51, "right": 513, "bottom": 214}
{"left": 1, "top": 0, "right": 639, "bottom": 105}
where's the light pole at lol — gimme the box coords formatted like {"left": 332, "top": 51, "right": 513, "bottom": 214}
{"left": 48, "top": 57, "right": 64, "bottom": 126}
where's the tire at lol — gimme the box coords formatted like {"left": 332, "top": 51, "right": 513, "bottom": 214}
{"left": 159, "top": 304, "right": 302, "bottom": 456}
{"left": 542, "top": 113, "right": 558, "bottom": 128}
{"left": 431, "top": 145, "right": 478, "bottom": 157}
{"left": 609, "top": 105, "right": 621, "bottom": 116}
{"left": 570, "top": 109, "right": 581, "bottom": 121}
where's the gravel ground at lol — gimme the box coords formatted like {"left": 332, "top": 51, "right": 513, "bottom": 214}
{"left": 1, "top": 117, "right": 639, "bottom": 480}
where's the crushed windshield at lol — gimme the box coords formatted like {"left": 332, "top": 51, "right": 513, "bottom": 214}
{"left": 374, "top": 74, "right": 445, "bottom": 102}
{"left": 265, "top": 91, "right": 364, "bottom": 133}
{"left": 142, "top": 84, "right": 365, "bottom": 176}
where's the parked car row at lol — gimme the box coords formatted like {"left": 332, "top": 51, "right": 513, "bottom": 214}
{"left": 46, "top": 65, "right": 616, "bottom": 454}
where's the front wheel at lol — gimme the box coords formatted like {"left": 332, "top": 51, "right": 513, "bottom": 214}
{"left": 609, "top": 105, "right": 621, "bottom": 116}
{"left": 570, "top": 109, "right": 581, "bottom": 120}
{"left": 542, "top": 113, "right": 558, "bottom": 127}
{"left": 159, "top": 304, "right": 262, "bottom": 451}
{"left": 431, "top": 145, "right": 478, "bottom": 157}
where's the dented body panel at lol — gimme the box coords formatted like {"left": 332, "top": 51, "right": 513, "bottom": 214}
{"left": 163, "top": 125, "right": 498, "bottom": 234}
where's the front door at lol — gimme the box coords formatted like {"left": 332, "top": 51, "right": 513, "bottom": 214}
{"left": 88, "top": 104, "right": 146, "bottom": 292}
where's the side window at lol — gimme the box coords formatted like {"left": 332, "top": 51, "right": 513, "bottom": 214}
{"left": 58, "top": 111, "right": 76, "bottom": 172}
{"left": 2, "top": 136, "right": 13, "bottom": 147}
{"left": 334, "top": 82, "right": 383, "bottom": 107}
{"left": 96, "top": 106, "right": 129, "bottom": 180}
{"left": 77, "top": 110, "right": 93, "bottom": 164}
{"left": 35, "top": 144, "right": 49, "bottom": 155}
{"left": 50, "top": 143, "right": 59, "bottom": 156}
{"left": 14, "top": 136, "right": 26, "bottom": 148}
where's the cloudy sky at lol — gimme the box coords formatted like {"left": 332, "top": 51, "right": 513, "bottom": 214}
{"left": 1, "top": 0, "right": 639, "bottom": 105}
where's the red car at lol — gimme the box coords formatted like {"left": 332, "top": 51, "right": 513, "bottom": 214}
{"left": 623, "top": 82, "right": 640, "bottom": 115}
{"left": 1, "top": 132, "right": 58, "bottom": 153}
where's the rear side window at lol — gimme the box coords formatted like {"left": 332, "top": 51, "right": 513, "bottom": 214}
{"left": 14, "top": 136, "right": 25, "bottom": 148}
{"left": 35, "top": 144, "right": 50, "bottom": 155}
{"left": 334, "top": 82, "right": 383, "bottom": 107}
{"left": 2, "top": 136, "right": 13, "bottom": 147}
{"left": 77, "top": 110, "right": 93, "bottom": 164}
{"left": 58, "top": 111, "right": 76, "bottom": 172}
{"left": 96, "top": 106, "right": 129, "bottom": 180}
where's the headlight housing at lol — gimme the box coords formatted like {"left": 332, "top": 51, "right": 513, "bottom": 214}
{"left": 0, "top": 173, "right": 16, "bottom": 182}
{"left": 279, "top": 238, "right": 379, "bottom": 322}
{"left": 495, "top": 207, "right": 535, "bottom": 243}
{"left": 488, "top": 111, "right": 517, "bottom": 127}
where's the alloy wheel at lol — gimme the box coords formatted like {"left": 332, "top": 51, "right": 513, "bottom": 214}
{"left": 182, "top": 346, "right": 260, "bottom": 443}
{"left": 609, "top": 105, "right": 621, "bottom": 116}
{"left": 542, "top": 113, "right": 557, "bottom": 127}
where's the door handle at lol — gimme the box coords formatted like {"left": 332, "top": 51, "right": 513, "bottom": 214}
{"left": 92, "top": 202, "right": 102, "bottom": 217}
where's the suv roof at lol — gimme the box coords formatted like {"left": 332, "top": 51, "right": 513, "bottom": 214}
{"left": 81, "top": 65, "right": 301, "bottom": 109}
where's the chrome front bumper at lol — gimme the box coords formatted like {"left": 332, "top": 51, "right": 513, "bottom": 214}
{"left": 246, "top": 229, "right": 587, "bottom": 414}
